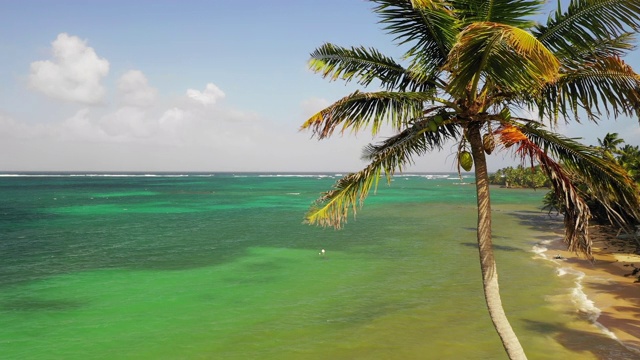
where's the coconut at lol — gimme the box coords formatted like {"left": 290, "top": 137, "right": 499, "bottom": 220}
{"left": 459, "top": 151, "right": 473, "bottom": 171}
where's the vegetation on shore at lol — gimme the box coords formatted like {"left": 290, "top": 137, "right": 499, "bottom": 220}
{"left": 491, "top": 134, "right": 640, "bottom": 190}
{"left": 489, "top": 165, "right": 551, "bottom": 189}
{"left": 563, "top": 134, "right": 640, "bottom": 230}
{"left": 598, "top": 133, "right": 640, "bottom": 183}
{"left": 301, "top": 1, "right": 640, "bottom": 359}
{"left": 493, "top": 133, "right": 640, "bottom": 247}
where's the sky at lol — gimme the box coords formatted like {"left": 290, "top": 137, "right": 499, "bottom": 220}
{"left": 1, "top": 0, "right": 639, "bottom": 173}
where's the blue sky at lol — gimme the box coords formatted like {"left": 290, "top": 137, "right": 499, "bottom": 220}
{"left": 1, "top": 0, "right": 639, "bottom": 172}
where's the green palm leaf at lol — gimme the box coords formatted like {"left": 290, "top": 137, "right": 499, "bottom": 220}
{"left": 537, "top": 56, "right": 640, "bottom": 122}
{"left": 452, "top": 0, "right": 544, "bottom": 28}
{"left": 554, "top": 33, "right": 637, "bottom": 66}
{"left": 535, "top": 0, "right": 640, "bottom": 57}
{"left": 361, "top": 111, "right": 461, "bottom": 168}
{"left": 300, "top": 90, "right": 439, "bottom": 139}
{"left": 308, "top": 43, "right": 435, "bottom": 91}
{"left": 372, "top": 0, "right": 458, "bottom": 73}
{"left": 446, "top": 22, "right": 559, "bottom": 97}
{"left": 305, "top": 117, "right": 460, "bottom": 227}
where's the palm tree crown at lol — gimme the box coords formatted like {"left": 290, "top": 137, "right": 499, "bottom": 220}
{"left": 301, "top": 1, "right": 640, "bottom": 358}
{"left": 598, "top": 132, "right": 626, "bottom": 159}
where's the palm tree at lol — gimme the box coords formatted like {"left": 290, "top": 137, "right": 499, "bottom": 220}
{"left": 618, "top": 144, "right": 640, "bottom": 181}
{"left": 597, "top": 132, "right": 625, "bottom": 159}
{"left": 300, "top": 1, "right": 640, "bottom": 358}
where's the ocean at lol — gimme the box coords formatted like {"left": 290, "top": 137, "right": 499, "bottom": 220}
{"left": 0, "top": 173, "right": 635, "bottom": 359}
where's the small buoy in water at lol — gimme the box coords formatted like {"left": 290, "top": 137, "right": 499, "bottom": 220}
{"left": 319, "top": 249, "right": 325, "bottom": 256}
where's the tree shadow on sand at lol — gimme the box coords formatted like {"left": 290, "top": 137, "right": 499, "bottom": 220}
{"left": 575, "top": 281, "right": 640, "bottom": 339}
{"left": 524, "top": 319, "right": 640, "bottom": 359}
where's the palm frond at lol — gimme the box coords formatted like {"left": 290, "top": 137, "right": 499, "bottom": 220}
{"left": 300, "top": 90, "right": 437, "bottom": 139}
{"left": 305, "top": 162, "right": 383, "bottom": 228}
{"left": 452, "top": 0, "right": 544, "bottom": 28}
{"left": 371, "top": 0, "right": 458, "bottom": 72}
{"left": 306, "top": 115, "right": 461, "bottom": 227}
{"left": 537, "top": 56, "right": 640, "bottom": 122}
{"left": 520, "top": 124, "right": 640, "bottom": 224}
{"left": 535, "top": 0, "right": 640, "bottom": 57}
{"left": 446, "top": 22, "right": 559, "bottom": 97}
{"left": 309, "top": 43, "right": 435, "bottom": 91}
{"left": 409, "top": 0, "right": 441, "bottom": 9}
{"left": 554, "top": 33, "right": 637, "bottom": 67}
{"left": 362, "top": 110, "right": 461, "bottom": 167}
{"left": 539, "top": 155, "right": 593, "bottom": 257}
{"left": 495, "top": 124, "right": 592, "bottom": 256}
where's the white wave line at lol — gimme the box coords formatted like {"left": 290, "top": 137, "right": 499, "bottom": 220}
{"left": 530, "top": 241, "right": 625, "bottom": 346}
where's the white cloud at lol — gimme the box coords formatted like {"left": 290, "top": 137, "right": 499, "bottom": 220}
{"left": 29, "top": 33, "right": 109, "bottom": 104}
{"left": 186, "top": 83, "right": 225, "bottom": 105}
{"left": 117, "top": 70, "right": 157, "bottom": 107}
{"left": 0, "top": 82, "right": 456, "bottom": 172}
{"left": 0, "top": 114, "right": 47, "bottom": 139}
{"left": 0, "top": 82, "right": 260, "bottom": 147}
{"left": 99, "top": 107, "right": 153, "bottom": 140}
{"left": 158, "top": 107, "right": 186, "bottom": 131}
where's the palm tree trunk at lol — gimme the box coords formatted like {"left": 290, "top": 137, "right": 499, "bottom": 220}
{"left": 468, "top": 123, "right": 528, "bottom": 360}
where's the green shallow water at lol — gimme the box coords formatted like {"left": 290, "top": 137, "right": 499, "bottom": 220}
{"left": 0, "top": 173, "right": 634, "bottom": 359}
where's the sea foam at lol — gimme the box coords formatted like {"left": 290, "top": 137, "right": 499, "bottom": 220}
{"left": 531, "top": 240, "right": 619, "bottom": 342}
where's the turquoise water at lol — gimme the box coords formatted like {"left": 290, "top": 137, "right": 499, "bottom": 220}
{"left": 0, "top": 173, "right": 634, "bottom": 359}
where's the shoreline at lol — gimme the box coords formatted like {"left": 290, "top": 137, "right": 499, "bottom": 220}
{"left": 540, "top": 224, "right": 640, "bottom": 354}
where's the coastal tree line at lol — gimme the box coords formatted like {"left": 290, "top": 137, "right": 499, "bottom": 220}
{"left": 489, "top": 165, "right": 551, "bottom": 188}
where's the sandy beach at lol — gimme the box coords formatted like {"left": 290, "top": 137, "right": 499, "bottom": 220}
{"left": 546, "top": 224, "right": 640, "bottom": 355}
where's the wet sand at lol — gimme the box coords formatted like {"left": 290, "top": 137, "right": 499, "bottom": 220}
{"left": 547, "top": 225, "right": 640, "bottom": 354}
